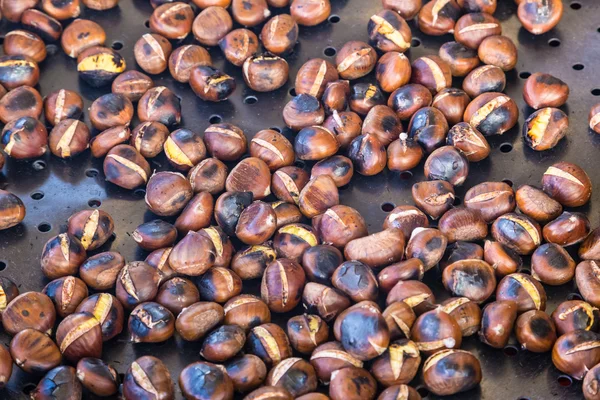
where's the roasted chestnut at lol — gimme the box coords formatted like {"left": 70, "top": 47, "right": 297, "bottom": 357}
{"left": 378, "top": 385, "right": 421, "bottom": 400}
{"left": 115, "top": 261, "right": 160, "bottom": 310}
{"left": 224, "top": 354, "right": 267, "bottom": 393}
{"left": 412, "top": 180, "right": 455, "bottom": 219}
{"left": 56, "top": 312, "right": 103, "bottom": 363}
{"left": 132, "top": 220, "right": 177, "bottom": 251}
{"left": 300, "top": 244, "right": 342, "bottom": 285}
{"left": 40, "top": 233, "right": 87, "bottom": 279}
{"left": 378, "top": 259, "right": 425, "bottom": 293}
{"left": 368, "top": 10, "right": 411, "bottom": 53}
{"left": 584, "top": 363, "right": 600, "bottom": 400}
{"left": 422, "top": 349, "right": 482, "bottom": 396}
{"left": 44, "top": 89, "right": 83, "bottom": 127}
{"left": 543, "top": 212, "right": 590, "bottom": 247}
{"left": 483, "top": 240, "right": 522, "bottom": 277}
{"left": 261, "top": 15, "right": 298, "bottom": 55}
{"left": 169, "top": 45, "right": 212, "bottom": 83}
{"left": 439, "top": 297, "right": 481, "bottom": 337}
{"left": 491, "top": 213, "right": 541, "bottom": 255}
{"left": 176, "top": 301, "right": 224, "bottom": 341}
{"left": 61, "top": 19, "right": 105, "bottom": 58}
{"left": 226, "top": 157, "right": 272, "bottom": 200}
{"left": 0, "top": 190, "right": 26, "bottom": 230}
{"left": 439, "top": 207, "right": 487, "bottom": 243}
{"left": 261, "top": 259, "right": 306, "bottom": 313}
{"left": 157, "top": 277, "right": 200, "bottom": 315}
{"left": 322, "top": 81, "right": 351, "bottom": 115}
{"left": 523, "top": 72, "right": 569, "bottom": 109}
{"left": 20, "top": 11, "right": 60, "bottom": 42}
{"left": 552, "top": 330, "right": 600, "bottom": 380}
{"left": 442, "top": 259, "right": 496, "bottom": 303}
{"left": 523, "top": 107, "right": 568, "bottom": 151}
{"left": 43, "top": 276, "right": 89, "bottom": 318}
{"left": 515, "top": 310, "right": 556, "bottom": 352}
{"left": 518, "top": 0, "right": 563, "bottom": 35}
{"left": 266, "top": 357, "right": 317, "bottom": 397}
{"left": 2, "top": 292, "right": 56, "bottom": 336}
{"left": 77, "top": 46, "right": 126, "bottom": 87}
{"left": 290, "top": 0, "right": 330, "bottom": 26}
{"left": 76, "top": 357, "right": 119, "bottom": 397}
{"left": 32, "top": 366, "right": 82, "bottom": 399}
{"left": 348, "top": 134, "right": 387, "bottom": 176}
{"left": 112, "top": 70, "right": 155, "bottom": 102}
{"left": 244, "top": 386, "right": 293, "bottom": 400}
{"left": 417, "top": 0, "right": 461, "bottom": 36}
{"left": 231, "top": 244, "right": 276, "bottom": 280}
{"left": 551, "top": 300, "right": 600, "bottom": 337}
{"left": 479, "top": 299, "right": 518, "bottom": 348}
{"left": 464, "top": 92, "right": 519, "bottom": 136}
{"left": 150, "top": 2, "right": 194, "bottom": 40}
{"left": 323, "top": 112, "right": 361, "bottom": 150}
{"left": 332, "top": 260, "right": 379, "bottom": 302}
{"left": 1, "top": 117, "right": 48, "bottom": 159}
{"left": 247, "top": 323, "right": 292, "bottom": 366}
{"left": 405, "top": 228, "right": 447, "bottom": 271}
{"left": 382, "top": 0, "right": 422, "bottom": 20}
{"left": 190, "top": 66, "right": 237, "bottom": 102}
{"left": 287, "top": 314, "right": 329, "bottom": 354}
{"left": 4, "top": 30, "right": 46, "bottom": 63}
{"left": 376, "top": 52, "right": 411, "bottom": 93}
{"left": 10, "top": 328, "right": 62, "bottom": 374}
{"left": 439, "top": 41, "right": 480, "bottom": 77}
{"left": 576, "top": 261, "right": 600, "bottom": 307}
{"left": 446, "top": 122, "right": 490, "bottom": 162}
{"left": 411, "top": 308, "right": 462, "bottom": 355}
{"left": 454, "top": 12, "right": 501, "bottom": 49}
{"left": 335, "top": 41, "right": 378, "bottom": 80}
{"left": 76, "top": 293, "right": 125, "bottom": 341}
{"left": 0, "top": 55, "right": 39, "bottom": 89}
{"left": 433, "top": 88, "right": 471, "bottom": 126}
{"left": 129, "top": 302, "right": 175, "bottom": 343}
{"left": 89, "top": 93, "right": 133, "bottom": 130}
{"left": 283, "top": 94, "right": 325, "bottom": 131}
{"left": 243, "top": 54, "right": 289, "bottom": 92}
{"left": 590, "top": 103, "right": 600, "bottom": 134}
{"left": 478, "top": 35, "right": 518, "bottom": 71}
{"left": 123, "top": 356, "right": 174, "bottom": 400}
{"left": 303, "top": 283, "right": 351, "bottom": 322}
{"left": 386, "top": 280, "right": 436, "bottom": 315}
{"left": 1, "top": 0, "right": 38, "bottom": 23}
{"left": 309, "top": 341, "right": 363, "bottom": 384}
{"left": 370, "top": 339, "right": 420, "bottom": 387}
{"left": 134, "top": 33, "right": 172, "bottom": 75}
{"left": 104, "top": 145, "right": 151, "bottom": 189}
{"left": 424, "top": 146, "right": 469, "bottom": 186}
{"left": 542, "top": 161, "right": 592, "bottom": 207}
{"left": 407, "top": 106, "right": 449, "bottom": 153}
{"left": 224, "top": 295, "right": 270, "bottom": 332}
{"left": 463, "top": 65, "right": 506, "bottom": 99}
{"left": 232, "top": 0, "right": 271, "bottom": 26}
{"left": 201, "top": 324, "right": 246, "bottom": 363}
{"left": 145, "top": 247, "right": 178, "bottom": 284}
{"left": 496, "top": 273, "right": 547, "bottom": 312}
{"left": 329, "top": 366, "right": 377, "bottom": 400}
{"left": 411, "top": 55, "right": 452, "bottom": 94}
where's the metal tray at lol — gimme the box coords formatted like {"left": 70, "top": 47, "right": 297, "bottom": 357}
{"left": 1, "top": 0, "right": 599, "bottom": 398}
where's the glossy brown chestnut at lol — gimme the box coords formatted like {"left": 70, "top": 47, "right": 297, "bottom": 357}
{"left": 250, "top": 129, "right": 294, "bottom": 170}
{"left": 89, "top": 93, "right": 133, "bottom": 130}
{"left": 2, "top": 292, "right": 56, "bottom": 336}
{"left": 344, "top": 228, "right": 405, "bottom": 269}
{"left": 225, "top": 354, "right": 267, "bottom": 393}
{"left": 169, "top": 45, "right": 212, "bottom": 83}
{"left": 1, "top": 117, "right": 48, "bottom": 159}
{"left": 41, "top": 0, "right": 81, "bottom": 20}
{"left": 464, "top": 181, "right": 515, "bottom": 223}
{"left": 405, "top": 228, "right": 447, "bottom": 271}
{"left": 442, "top": 260, "right": 496, "bottom": 303}
{"left": 463, "top": 65, "right": 506, "bottom": 98}
{"left": 1, "top": 0, "right": 38, "bottom": 22}
{"left": 190, "top": 66, "right": 237, "bottom": 102}
{"left": 76, "top": 357, "right": 119, "bottom": 397}
{"left": 112, "top": 70, "right": 154, "bottom": 102}
{"left": 131, "top": 121, "right": 169, "bottom": 158}
{"left": 132, "top": 220, "right": 177, "bottom": 251}
{"left": 580, "top": 228, "right": 600, "bottom": 261}
{"left": 261, "top": 259, "right": 306, "bottom": 313}
{"left": 261, "top": 15, "right": 298, "bottom": 55}
{"left": 10, "top": 328, "right": 62, "bottom": 374}
{"left": 290, "top": 0, "right": 330, "bottom": 26}
{"left": 491, "top": 213, "right": 541, "bottom": 255}
{"left": 516, "top": 184, "right": 562, "bottom": 224}
{"left": 224, "top": 295, "right": 270, "bottom": 332}
{"left": 56, "top": 312, "right": 102, "bottom": 363}
{"left": 61, "top": 19, "right": 105, "bottom": 58}
{"left": 433, "top": 88, "right": 471, "bottom": 126}
{"left": 198, "top": 267, "right": 243, "bottom": 304}
{"left": 335, "top": 41, "right": 377, "bottom": 80}
{"left": 301, "top": 244, "right": 343, "bottom": 284}
{"left": 129, "top": 302, "right": 175, "bottom": 343}
{"left": 77, "top": 252, "right": 123, "bottom": 291}
{"left": 145, "top": 247, "right": 177, "bottom": 284}
{"left": 439, "top": 41, "right": 480, "bottom": 77}
{"left": 104, "top": 145, "right": 151, "bottom": 189}
{"left": 417, "top": 0, "right": 461, "bottom": 36}
{"left": 464, "top": 92, "right": 519, "bottom": 136}
{"left": 411, "top": 308, "right": 462, "bottom": 355}
{"left": 551, "top": 300, "right": 599, "bottom": 337}
{"left": 322, "top": 81, "right": 350, "bottom": 115}
{"left": 123, "top": 356, "right": 174, "bottom": 400}
{"left": 440, "top": 241, "right": 484, "bottom": 269}
{"left": 479, "top": 300, "right": 518, "bottom": 348}
{"left": 0, "top": 190, "right": 26, "bottom": 230}
{"left": 439, "top": 297, "right": 482, "bottom": 337}
{"left": 40, "top": 233, "right": 86, "bottom": 279}
{"left": 478, "top": 35, "right": 518, "bottom": 71}
{"left": 496, "top": 273, "right": 547, "bottom": 312}
{"left": 554, "top": 330, "right": 600, "bottom": 380}
{"left": 32, "top": 366, "right": 82, "bottom": 400}
{"left": 243, "top": 54, "right": 289, "bottom": 92}
{"left": 518, "top": 0, "right": 563, "bottom": 35}
{"left": 371, "top": 339, "right": 420, "bottom": 387}
{"left": 515, "top": 310, "right": 557, "bottom": 352}
{"left": 523, "top": 72, "right": 569, "bottom": 109}
{"left": 412, "top": 180, "right": 455, "bottom": 219}
{"left": 298, "top": 175, "right": 339, "bottom": 218}
{"left": 309, "top": 341, "right": 363, "bottom": 384}
{"left": 310, "top": 156, "right": 353, "bottom": 188}
{"left": 411, "top": 55, "right": 452, "bottom": 94}
{"left": 458, "top": 0, "right": 497, "bottom": 13}
{"left": 286, "top": 314, "right": 329, "bottom": 354}
{"left": 303, "top": 283, "right": 351, "bottom": 322}
{"left": 376, "top": 52, "right": 411, "bottom": 93}
{"left": 199, "top": 226, "right": 233, "bottom": 268}
{"left": 266, "top": 357, "right": 317, "bottom": 397}
{"left": 446, "top": 122, "right": 490, "bottom": 162}
{"left": 368, "top": 10, "right": 412, "bottom": 53}
{"left": 542, "top": 161, "right": 591, "bottom": 207}
{"left": 218, "top": 29, "right": 258, "bottom": 67}
{"left": 231, "top": 244, "right": 277, "bottom": 280}
{"left": 323, "top": 111, "right": 361, "bottom": 148}
{"left": 312, "top": 205, "right": 367, "bottom": 249}
{"left": 584, "top": 363, "right": 600, "bottom": 400}
{"left": 382, "top": 0, "right": 422, "bottom": 20}
{"left": 176, "top": 301, "right": 224, "bottom": 341}
{"left": 156, "top": 277, "right": 200, "bottom": 315}
{"left": 226, "top": 157, "right": 271, "bottom": 200}
{"left": 174, "top": 192, "right": 214, "bottom": 234}
{"left": 43, "top": 276, "right": 88, "bottom": 318}
{"left": 247, "top": 323, "right": 292, "bottom": 366}
{"left": 0, "top": 277, "right": 19, "bottom": 320}
{"left": 295, "top": 58, "right": 339, "bottom": 99}
{"left": 362, "top": 105, "right": 402, "bottom": 146}
{"left": 169, "top": 230, "right": 216, "bottom": 276}
{"left": 378, "top": 385, "right": 421, "bottom": 400}
{"left": 439, "top": 207, "right": 488, "bottom": 243}
{"left": 44, "top": 89, "right": 83, "bottom": 126}
{"left": 214, "top": 191, "right": 253, "bottom": 237}
{"left": 329, "top": 366, "right": 377, "bottom": 400}
{"left": 523, "top": 107, "right": 568, "bottom": 151}
{"left": 422, "top": 349, "right": 482, "bottom": 396}
{"left": 200, "top": 324, "right": 246, "bottom": 363}
{"left": 332, "top": 261, "right": 379, "bottom": 302}
{"left": 76, "top": 293, "right": 125, "bottom": 341}
{"left": 483, "top": 240, "right": 522, "bottom": 277}
{"left": 378, "top": 259, "right": 425, "bottom": 293}
{"left": 150, "top": 2, "right": 194, "bottom": 40}
{"left": 204, "top": 124, "right": 246, "bottom": 162}
{"left": 334, "top": 301, "right": 390, "bottom": 361}
{"left": 145, "top": 172, "right": 193, "bottom": 217}
{"left": 454, "top": 12, "right": 501, "bottom": 49}
{"left": 283, "top": 94, "right": 325, "bottom": 131}
{"left": 407, "top": 106, "right": 449, "bottom": 153}
{"left": 387, "top": 134, "right": 424, "bottom": 172}
{"left": 424, "top": 146, "right": 469, "bottom": 186}
{"left": 48, "top": 119, "right": 90, "bottom": 158}
{"left": 382, "top": 301, "right": 417, "bottom": 341}
{"left": 21, "top": 10, "right": 61, "bottom": 42}
{"left": 4, "top": 30, "right": 46, "bottom": 62}
{"left": 134, "top": 33, "right": 172, "bottom": 75}
{"left": 543, "top": 212, "right": 590, "bottom": 247}
{"left": 386, "top": 280, "right": 435, "bottom": 315}
{"left": 347, "top": 134, "right": 387, "bottom": 176}
{"left": 576, "top": 261, "right": 600, "bottom": 308}
{"left": 164, "top": 128, "right": 207, "bottom": 171}
{"left": 115, "top": 261, "right": 160, "bottom": 310}
{"left": 231, "top": 0, "right": 270, "bottom": 26}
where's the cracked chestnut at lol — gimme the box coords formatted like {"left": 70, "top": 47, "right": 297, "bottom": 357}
{"left": 56, "top": 312, "right": 102, "bottom": 363}
{"left": 313, "top": 205, "right": 367, "bottom": 249}
{"left": 112, "top": 70, "right": 154, "bottom": 102}
{"left": 439, "top": 297, "right": 482, "bottom": 337}
{"left": 491, "top": 213, "right": 541, "bottom": 255}
{"left": 21, "top": 10, "right": 61, "bottom": 42}
{"left": 204, "top": 123, "right": 247, "bottom": 162}
{"left": 287, "top": 314, "right": 329, "bottom": 354}
{"left": 368, "top": 10, "right": 411, "bottom": 53}
{"left": 115, "top": 261, "right": 160, "bottom": 310}
{"left": 322, "top": 81, "right": 350, "bottom": 115}
{"left": 261, "top": 259, "right": 306, "bottom": 313}
{"left": 198, "top": 267, "right": 242, "bottom": 303}
{"left": 454, "top": 12, "right": 501, "bottom": 49}
{"left": 104, "top": 145, "right": 150, "bottom": 189}
{"left": 542, "top": 161, "right": 591, "bottom": 207}
{"left": 89, "top": 93, "right": 133, "bottom": 130}
{"left": 43, "top": 276, "right": 88, "bottom": 318}
{"left": 41, "top": 233, "right": 86, "bottom": 279}
{"left": 464, "top": 181, "right": 515, "bottom": 223}
{"left": 335, "top": 41, "right": 377, "bottom": 80}
{"left": 309, "top": 341, "right": 363, "bottom": 384}
{"left": 2, "top": 292, "right": 56, "bottom": 336}
{"left": 32, "top": 366, "right": 82, "bottom": 400}
{"left": 272, "top": 166, "right": 309, "bottom": 204}
{"left": 190, "top": 66, "right": 237, "bottom": 102}
{"left": 1, "top": 117, "right": 48, "bottom": 159}
{"left": 323, "top": 111, "right": 361, "bottom": 148}
{"left": 298, "top": 175, "right": 339, "bottom": 218}
{"left": 251, "top": 129, "right": 295, "bottom": 170}
{"left": 134, "top": 33, "right": 172, "bottom": 74}
{"left": 576, "top": 261, "right": 600, "bottom": 307}
{"left": 412, "top": 180, "right": 455, "bottom": 219}
{"left": 290, "top": 0, "right": 330, "bottom": 26}
{"left": 49, "top": 119, "right": 90, "bottom": 158}
{"left": 243, "top": 54, "right": 289, "bottom": 92}
{"left": 463, "top": 65, "right": 506, "bottom": 98}
{"left": 518, "top": 0, "right": 563, "bottom": 35}
{"left": 247, "top": 323, "right": 292, "bottom": 366}
{"left": 551, "top": 300, "right": 599, "bottom": 336}
{"left": 349, "top": 83, "right": 386, "bottom": 116}
{"left": 424, "top": 146, "right": 469, "bottom": 186}
{"left": 523, "top": 107, "right": 568, "bottom": 151}
{"left": 76, "top": 293, "right": 124, "bottom": 341}
{"left": 266, "top": 357, "right": 317, "bottom": 397}
{"left": 552, "top": 330, "right": 600, "bottom": 380}
{"left": 232, "top": 0, "right": 271, "bottom": 26}
{"left": 447, "top": 122, "right": 490, "bottom": 162}
{"left": 261, "top": 15, "right": 298, "bottom": 55}
{"left": 442, "top": 260, "right": 496, "bottom": 303}
{"left": 77, "top": 46, "right": 126, "bottom": 87}
{"left": 348, "top": 134, "right": 387, "bottom": 176}
{"left": 231, "top": 245, "right": 277, "bottom": 280}
{"left": 164, "top": 128, "right": 207, "bottom": 171}
{"left": 0, "top": 55, "right": 39, "bottom": 89}
{"left": 371, "top": 339, "right": 420, "bottom": 387}
{"left": 0, "top": 190, "right": 26, "bottom": 230}
{"left": 295, "top": 58, "right": 338, "bottom": 99}
{"left": 79, "top": 252, "right": 124, "bottom": 290}
{"left": 464, "top": 92, "right": 519, "bottom": 136}
{"left": 590, "top": 103, "right": 600, "bottom": 134}
{"left": 219, "top": 29, "right": 259, "bottom": 67}
{"left": 417, "top": 0, "right": 461, "bottom": 36}
{"left": 76, "top": 358, "right": 119, "bottom": 397}
{"left": 407, "top": 106, "right": 449, "bottom": 153}
{"left": 496, "top": 273, "right": 547, "bottom": 312}
{"left": 283, "top": 94, "right": 325, "bottom": 131}
{"left": 150, "top": 2, "right": 194, "bottom": 40}
{"left": 129, "top": 301, "right": 175, "bottom": 343}
{"left": 433, "top": 88, "right": 471, "bottom": 126}
{"left": 303, "top": 283, "right": 351, "bottom": 322}
{"left": 411, "top": 308, "right": 462, "bottom": 355}
{"left": 123, "top": 356, "right": 174, "bottom": 400}
{"left": 44, "top": 89, "right": 83, "bottom": 126}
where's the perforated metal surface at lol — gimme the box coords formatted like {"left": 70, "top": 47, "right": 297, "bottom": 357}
{"left": 1, "top": 0, "right": 600, "bottom": 399}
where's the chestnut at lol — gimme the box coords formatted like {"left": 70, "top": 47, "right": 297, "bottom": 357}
{"left": 130, "top": 121, "right": 169, "bottom": 159}
{"left": 198, "top": 267, "right": 242, "bottom": 303}
{"left": 232, "top": 0, "right": 271, "bottom": 26}
{"left": 75, "top": 293, "right": 125, "bottom": 341}
{"left": 271, "top": 166, "right": 309, "bottom": 204}
{"left": 219, "top": 29, "right": 259, "bottom": 67}
{"left": 383, "top": 206, "right": 429, "bottom": 240}
{"left": 370, "top": 339, "right": 420, "bottom": 387}
{"left": 115, "top": 261, "right": 160, "bottom": 310}
{"left": 463, "top": 65, "right": 506, "bottom": 98}
{"left": 584, "top": 363, "right": 600, "bottom": 400}
{"left": 362, "top": 105, "right": 402, "bottom": 146}
{"left": 44, "top": 89, "right": 84, "bottom": 126}
{"left": 49, "top": 119, "right": 90, "bottom": 158}
{"left": 329, "top": 367, "right": 377, "bottom": 400}
{"left": 32, "top": 366, "right": 82, "bottom": 400}
{"left": 157, "top": 277, "right": 200, "bottom": 315}
{"left": 1, "top": 0, "right": 38, "bottom": 23}
{"left": 322, "top": 81, "right": 350, "bottom": 115}
{"left": 61, "top": 19, "right": 106, "bottom": 58}
{"left": 214, "top": 191, "right": 253, "bottom": 236}
{"left": 112, "top": 70, "right": 155, "bottom": 102}
{"left": 243, "top": 54, "right": 289, "bottom": 92}
{"left": 4, "top": 30, "right": 46, "bottom": 62}
{"left": 287, "top": 314, "right": 329, "bottom": 354}
{"left": 129, "top": 302, "right": 175, "bottom": 343}
{"left": 464, "top": 92, "right": 519, "bottom": 136}
{"left": 301, "top": 244, "right": 343, "bottom": 284}
{"left": 479, "top": 300, "right": 518, "bottom": 348}
{"left": 303, "top": 283, "right": 351, "bottom": 322}
{"left": 378, "top": 259, "right": 425, "bottom": 293}
{"left": 309, "top": 341, "right": 363, "bottom": 384}
{"left": 251, "top": 129, "right": 295, "bottom": 170}
{"left": 382, "top": 0, "right": 422, "bottom": 20}
{"left": 378, "top": 385, "right": 421, "bottom": 400}
{"left": 190, "top": 66, "right": 237, "bottom": 103}
{"left": 204, "top": 123, "right": 247, "bottom": 162}
{"left": 193, "top": 6, "right": 232, "bottom": 46}
{"left": 576, "top": 261, "right": 600, "bottom": 308}
{"left": 523, "top": 72, "right": 569, "bottom": 109}
{"left": 261, "top": 259, "right": 306, "bottom": 313}
{"left": 464, "top": 181, "right": 515, "bottom": 223}
{"left": 382, "top": 301, "right": 417, "bottom": 340}
{"left": 411, "top": 55, "right": 452, "bottom": 95}
{"left": 348, "top": 134, "right": 387, "bottom": 176}
{"left": 10, "top": 328, "right": 62, "bottom": 374}
{"left": 298, "top": 175, "right": 339, "bottom": 218}
{"left": 376, "top": 52, "right": 411, "bottom": 93}
{"left": 580, "top": 229, "right": 600, "bottom": 261}
{"left": 433, "top": 88, "right": 471, "bottom": 126}
{"left": 290, "top": 0, "right": 330, "bottom": 26}
{"left": 283, "top": 94, "right": 325, "bottom": 131}
{"left": 412, "top": 180, "right": 455, "bottom": 219}
{"left": 132, "top": 220, "right": 177, "bottom": 251}
{"left": 332, "top": 261, "right": 379, "bottom": 302}
{"left": 134, "top": 33, "right": 172, "bottom": 75}
{"left": 424, "top": 146, "right": 469, "bottom": 186}
{"left": 272, "top": 201, "right": 303, "bottom": 228}
{"left": 516, "top": 185, "right": 562, "bottom": 224}
{"left": 439, "top": 297, "right": 481, "bottom": 337}
{"left": 552, "top": 330, "right": 600, "bottom": 380}
{"left": 411, "top": 308, "right": 462, "bottom": 355}
{"left": 518, "top": 0, "right": 563, "bottom": 35}
{"left": 542, "top": 161, "right": 592, "bottom": 207}
{"left": 176, "top": 301, "right": 224, "bottom": 341}
{"left": 544, "top": 212, "right": 590, "bottom": 247}
{"left": 344, "top": 228, "right": 405, "bottom": 269}
{"left": 454, "top": 12, "right": 501, "bottom": 49}
{"left": 187, "top": 161, "right": 226, "bottom": 197}
{"left": 123, "top": 356, "right": 174, "bottom": 400}
{"left": 41, "top": 0, "right": 81, "bottom": 20}
{"left": 266, "top": 357, "right": 317, "bottom": 397}
{"left": 226, "top": 157, "right": 271, "bottom": 200}
{"left": 478, "top": 35, "right": 518, "bottom": 71}
{"left": 56, "top": 312, "right": 103, "bottom": 363}
{"left": 165, "top": 128, "right": 207, "bottom": 171}
{"left": 76, "top": 358, "right": 119, "bottom": 397}
{"left": 515, "top": 310, "right": 556, "bottom": 352}
{"left": 447, "top": 122, "right": 490, "bottom": 162}
{"left": 0, "top": 190, "right": 26, "bottom": 230}
{"left": 168, "top": 46, "right": 212, "bottom": 85}
{"left": 145, "top": 172, "right": 193, "bottom": 217}
{"left": 145, "top": 247, "right": 178, "bottom": 284}
{"left": 2, "top": 292, "right": 56, "bottom": 336}
{"left": 295, "top": 58, "right": 339, "bottom": 99}
{"left": 335, "top": 41, "right": 378, "bottom": 80}
{"left": 175, "top": 192, "right": 214, "bottom": 234}
{"left": 387, "top": 134, "right": 424, "bottom": 172}
{"left": 89, "top": 93, "right": 133, "bottom": 130}
{"left": 496, "top": 273, "right": 547, "bottom": 312}
{"left": 169, "top": 230, "right": 217, "bottom": 275}
{"left": 368, "top": 10, "right": 411, "bottom": 53}
{"left": 483, "top": 240, "right": 522, "bottom": 277}
{"left": 232, "top": 244, "right": 276, "bottom": 280}
{"left": 405, "top": 228, "right": 447, "bottom": 271}
{"left": 439, "top": 207, "right": 487, "bottom": 243}
{"left": 224, "top": 295, "right": 270, "bottom": 332}
{"left": 1, "top": 117, "right": 48, "bottom": 159}
{"left": 442, "top": 260, "right": 496, "bottom": 303}
{"left": 523, "top": 107, "right": 569, "bottom": 151}
{"left": 440, "top": 241, "right": 484, "bottom": 270}
{"left": 417, "top": 0, "right": 461, "bottom": 36}
{"left": 77, "top": 253, "right": 123, "bottom": 291}
{"left": 261, "top": 14, "right": 299, "bottom": 55}
{"left": 491, "top": 213, "right": 541, "bottom": 255}
{"left": 0, "top": 277, "right": 19, "bottom": 319}
{"left": 77, "top": 46, "right": 126, "bottom": 88}
{"left": 422, "top": 349, "right": 482, "bottom": 395}
{"left": 43, "top": 276, "right": 89, "bottom": 318}
{"left": 201, "top": 324, "right": 246, "bottom": 362}
{"left": 407, "top": 107, "right": 449, "bottom": 154}
{"left": 552, "top": 300, "right": 600, "bottom": 337}
{"left": 224, "top": 354, "right": 267, "bottom": 393}
{"left": 244, "top": 386, "right": 293, "bottom": 400}
{"left": 590, "top": 103, "right": 600, "bottom": 134}
{"left": 333, "top": 301, "right": 390, "bottom": 361}
{"left": 150, "top": 2, "right": 194, "bottom": 40}
{"left": 323, "top": 111, "right": 362, "bottom": 148}
{"left": 247, "top": 323, "right": 292, "bottom": 366}
{"left": 439, "top": 41, "right": 480, "bottom": 77}
{"left": 41, "top": 233, "right": 86, "bottom": 279}
{"left": 349, "top": 83, "right": 386, "bottom": 116}
{"left": 0, "top": 55, "right": 39, "bottom": 89}
{"left": 104, "top": 145, "right": 151, "bottom": 189}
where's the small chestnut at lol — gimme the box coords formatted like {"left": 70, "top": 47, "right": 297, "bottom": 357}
{"left": 190, "top": 66, "right": 237, "bottom": 102}
{"left": 303, "top": 283, "right": 351, "bottom": 322}
{"left": 433, "top": 88, "right": 471, "bottom": 126}
{"left": 454, "top": 12, "right": 501, "bottom": 49}
{"left": 251, "top": 129, "right": 295, "bottom": 170}
{"left": 412, "top": 180, "right": 455, "bottom": 219}
{"left": 424, "top": 146, "right": 469, "bottom": 186}
{"left": 322, "top": 81, "right": 350, "bottom": 115}
{"left": 309, "top": 341, "right": 363, "bottom": 384}
{"left": 518, "top": 0, "right": 563, "bottom": 35}
{"left": 387, "top": 134, "right": 424, "bottom": 172}
{"left": 49, "top": 119, "right": 90, "bottom": 158}
{"left": 378, "top": 259, "right": 425, "bottom": 293}
{"left": 479, "top": 300, "right": 518, "bottom": 348}
{"left": 552, "top": 330, "right": 600, "bottom": 380}
{"left": 201, "top": 324, "right": 246, "bottom": 363}
{"left": 478, "top": 35, "right": 518, "bottom": 71}
{"left": 491, "top": 213, "right": 541, "bottom": 255}
{"left": 232, "top": 0, "right": 271, "bottom": 26}
{"left": 134, "top": 33, "right": 172, "bottom": 75}
{"left": 290, "top": 0, "right": 330, "bottom": 26}
{"left": 417, "top": 0, "right": 461, "bottom": 36}
{"left": 376, "top": 52, "right": 411, "bottom": 93}
{"left": 243, "top": 54, "right": 289, "bottom": 92}
{"left": 405, "top": 228, "right": 447, "bottom": 271}
{"left": 439, "top": 207, "right": 487, "bottom": 243}
{"left": 61, "top": 19, "right": 106, "bottom": 58}
{"left": 295, "top": 58, "right": 339, "bottom": 99}
{"left": 283, "top": 94, "right": 325, "bottom": 131}
{"left": 370, "top": 339, "right": 421, "bottom": 387}
{"left": 32, "top": 366, "right": 82, "bottom": 400}
{"left": 329, "top": 367, "right": 377, "bottom": 400}
{"left": 442, "top": 260, "right": 496, "bottom": 303}
{"left": 287, "top": 314, "right": 329, "bottom": 354}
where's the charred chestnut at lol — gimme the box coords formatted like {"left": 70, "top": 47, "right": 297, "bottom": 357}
{"left": 123, "top": 356, "right": 174, "bottom": 400}
{"left": 464, "top": 92, "right": 519, "bottom": 136}
{"left": 283, "top": 94, "right": 325, "bottom": 131}
{"left": 115, "top": 261, "right": 160, "bottom": 310}
{"left": 411, "top": 308, "right": 462, "bottom": 355}
{"left": 247, "top": 323, "right": 292, "bottom": 366}
{"left": 552, "top": 330, "right": 600, "bottom": 380}
{"left": 411, "top": 55, "right": 452, "bottom": 94}
{"left": 551, "top": 300, "right": 600, "bottom": 336}
{"left": 417, "top": 0, "right": 461, "bottom": 36}
{"left": 496, "top": 273, "right": 547, "bottom": 312}
{"left": 1, "top": 117, "right": 48, "bottom": 159}
{"left": 231, "top": 245, "right": 276, "bottom": 280}
{"left": 76, "top": 357, "right": 119, "bottom": 397}
{"left": 518, "top": 0, "right": 563, "bottom": 35}
{"left": 243, "top": 54, "right": 289, "bottom": 92}
{"left": 412, "top": 180, "right": 455, "bottom": 219}
{"left": 190, "top": 66, "right": 237, "bottom": 102}
{"left": 76, "top": 293, "right": 125, "bottom": 341}
{"left": 422, "top": 349, "right": 482, "bottom": 395}
{"left": 439, "top": 41, "right": 480, "bottom": 77}
{"left": 224, "top": 354, "right": 267, "bottom": 393}
{"left": 77, "top": 46, "right": 126, "bottom": 87}
{"left": 335, "top": 41, "right": 378, "bottom": 80}
{"left": 10, "top": 328, "right": 62, "bottom": 374}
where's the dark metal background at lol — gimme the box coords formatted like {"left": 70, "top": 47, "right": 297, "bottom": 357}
{"left": 1, "top": 0, "right": 600, "bottom": 398}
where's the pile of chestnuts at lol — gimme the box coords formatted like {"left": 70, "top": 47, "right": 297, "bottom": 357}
{"left": 2, "top": 0, "right": 600, "bottom": 400}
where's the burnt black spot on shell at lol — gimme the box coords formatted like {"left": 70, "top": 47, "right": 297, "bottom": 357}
{"left": 529, "top": 315, "right": 553, "bottom": 338}
{"left": 535, "top": 74, "right": 566, "bottom": 87}
{"left": 477, "top": 104, "right": 512, "bottom": 136}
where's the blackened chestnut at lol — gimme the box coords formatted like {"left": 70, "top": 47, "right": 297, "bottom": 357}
{"left": 410, "top": 309, "right": 462, "bottom": 355}
{"left": 123, "top": 356, "right": 174, "bottom": 400}
{"left": 551, "top": 300, "right": 600, "bottom": 336}
{"left": 287, "top": 314, "right": 329, "bottom": 354}
{"left": 75, "top": 293, "right": 125, "bottom": 341}
{"left": 464, "top": 92, "right": 519, "bottom": 136}
{"left": 422, "top": 349, "right": 482, "bottom": 395}
{"left": 523, "top": 107, "right": 568, "bottom": 151}
{"left": 412, "top": 180, "right": 455, "bottom": 219}
{"left": 496, "top": 273, "right": 547, "bottom": 312}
